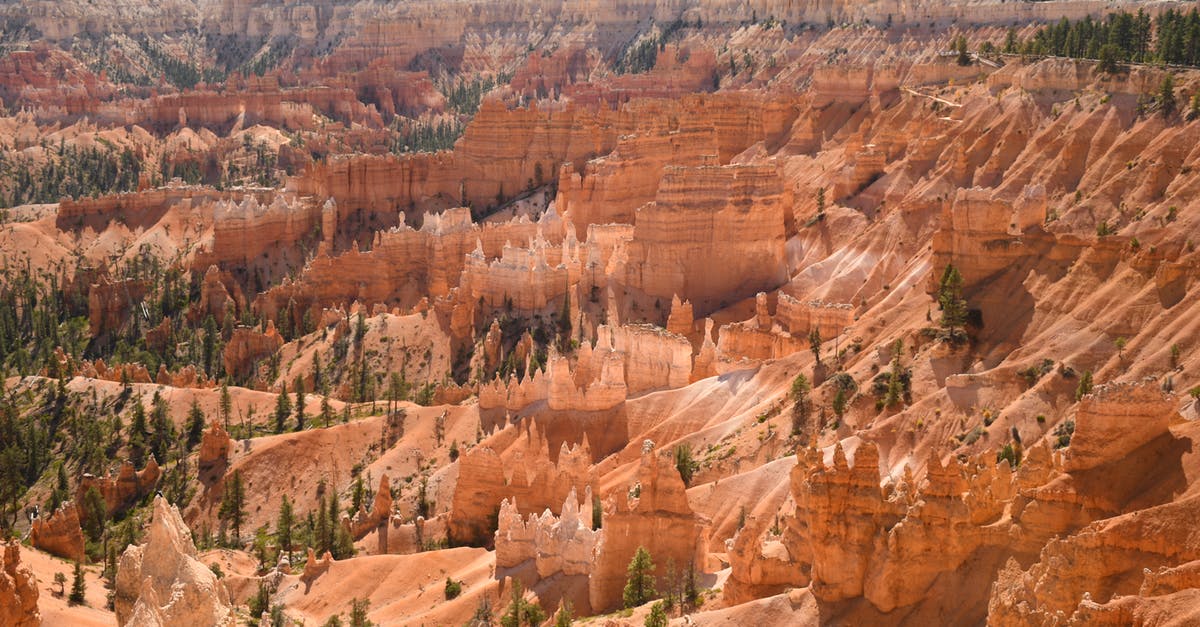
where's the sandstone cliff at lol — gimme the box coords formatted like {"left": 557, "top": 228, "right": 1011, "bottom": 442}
{"left": 0, "top": 544, "right": 40, "bottom": 627}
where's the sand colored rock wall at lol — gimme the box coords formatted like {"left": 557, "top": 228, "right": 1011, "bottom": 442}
{"left": 621, "top": 164, "right": 790, "bottom": 315}
{"left": 0, "top": 544, "right": 40, "bottom": 627}
{"left": 30, "top": 501, "right": 86, "bottom": 562}
{"left": 449, "top": 424, "right": 594, "bottom": 545}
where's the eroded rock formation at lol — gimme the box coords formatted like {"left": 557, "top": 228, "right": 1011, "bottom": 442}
{"left": 30, "top": 501, "right": 85, "bottom": 561}
{"left": 0, "top": 543, "right": 40, "bottom": 627}
{"left": 115, "top": 497, "right": 236, "bottom": 627}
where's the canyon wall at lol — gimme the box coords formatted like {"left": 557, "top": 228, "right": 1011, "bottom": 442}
{"left": 620, "top": 164, "right": 791, "bottom": 315}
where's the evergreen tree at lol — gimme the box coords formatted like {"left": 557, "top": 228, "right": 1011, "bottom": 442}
{"left": 276, "top": 495, "right": 294, "bottom": 564}
{"left": 274, "top": 383, "right": 291, "bottom": 434}
{"left": 293, "top": 377, "right": 306, "bottom": 432}
{"left": 129, "top": 399, "right": 148, "bottom": 468}
{"left": 955, "top": 35, "right": 972, "bottom": 65}
{"left": 315, "top": 484, "right": 331, "bottom": 555}
{"left": 69, "top": 560, "right": 86, "bottom": 605}
{"left": 623, "top": 546, "right": 657, "bottom": 608}
{"left": 937, "top": 264, "right": 968, "bottom": 342}
{"left": 349, "top": 598, "right": 374, "bottom": 627}
{"left": 500, "top": 579, "right": 546, "bottom": 627}
{"left": 220, "top": 383, "right": 232, "bottom": 431}
{"left": 219, "top": 470, "right": 246, "bottom": 543}
{"left": 148, "top": 392, "right": 173, "bottom": 464}
{"left": 645, "top": 601, "right": 668, "bottom": 627}
{"left": 790, "top": 373, "right": 811, "bottom": 436}
{"left": 808, "top": 328, "right": 822, "bottom": 365}
{"left": 1160, "top": 74, "right": 1177, "bottom": 117}
{"left": 832, "top": 386, "right": 848, "bottom": 423}
{"left": 673, "top": 444, "right": 698, "bottom": 486}
{"left": 79, "top": 486, "right": 107, "bottom": 543}
{"left": 186, "top": 400, "right": 205, "bottom": 451}
{"left": 553, "top": 600, "right": 573, "bottom": 627}
{"left": 202, "top": 314, "right": 218, "bottom": 376}
{"left": 321, "top": 394, "right": 333, "bottom": 428}
{"left": 1076, "top": 370, "right": 1094, "bottom": 401}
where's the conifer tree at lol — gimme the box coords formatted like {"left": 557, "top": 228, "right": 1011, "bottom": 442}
{"left": 623, "top": 546, "right": 657, "bottom": 608}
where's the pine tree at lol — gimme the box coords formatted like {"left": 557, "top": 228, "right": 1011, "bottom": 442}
{"left": 80, "top": 486, "right": 107, "bottom": 543}
{"left": 349, "top": 598, "right": 374, "bottom": 627}
{"left": 558, "top": 289, "right": 572, "bottom": 350}
{"left": 553, "top": 600, "right": 573, "bottom": 627}
{"left": 500, "top": 579, "right": 546, "bottom": 627}
{"left": 623, "top": 546, "right": 657, "bottom": 608}
{"left": 293, "top": 377, "right": 306, "bottom": 432}
{"left": 315, "top": 484, "right": 330, "bottom": 555}
{"left": 832, "top": 387, "right": 848, "bottom": 423}
{"left": 808, "top": 328, "right": 822, "bottom": 365}
{"left": 955, "top": 35, "right": 972, "bottom": 65}
{"left": 790, "top": 374, "right": 811, "bottom": 436}
{"left": 937, "top": 264, "right": 968, "bottom": 342}
{"left": 645, "top": 601, "right": 668, "bottom": 627}
{"left": 274, "top": 383, "right": 291, "bottom": 434}
{"left": 1160, "top": 74, "right": 1177, "bottom": 117}
{"left": 673, "top": 444, "right": 698, "bottom": 486}
{"left": 129, "top": 399, "right": 148, "bottom": 468}
{"left": 219, "top": 383, "right": 232, "bottom": 432}
{"left": 186, "top": 400, "right": 205, "bottom": 451}
{"left": 69, "top": 560, "right": 86, "bottom": 605}
{"left": 276, "top": 495, "right": 294, "bottom": 564}
{"left": 202, "top": 314, "right": 218, "bottom": 376}
{"left": 219, "top": 470, "right": 246, "bottom": 544}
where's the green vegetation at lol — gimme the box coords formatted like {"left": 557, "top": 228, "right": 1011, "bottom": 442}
{"left": 500, "top": 579, "right": 546, "bottom": 627}
{"left": 1008, "top": 9, "right": 1200, "bottom": 69}
{"left": 444, "top": 577, "right": 463, "bottom": 600}
{"left": 673, "top": 443, "right": 699, "bottom": 486}
{"left": 790, "top": 373, "right": 811, "bottom": 437}
{"left": 1075, "top": 370, "right": 1094, "bottom": 401}
{"left": 69, "top": 560, "right": 86, "bottom": 605}
{"left": 1053, "top": 419, "right": 1075, "bottom": 449}
{"left": 0, "top": 141, "right": 142, "bottom": 208}
{"left": 936, "top": 264, "right": 968, "bottom": 343}
{"left": 645, "top": 601, "right": 668, "bottom": 627}
{"left": 873, "top": 339, "right": 911, "bottom": 410}
{"left": 623, "top": 546, "right": 657, "bottom": 608}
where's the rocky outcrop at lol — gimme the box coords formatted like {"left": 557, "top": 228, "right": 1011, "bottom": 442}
{"left": 199, "top": 194, "right": 324, "bottom": 268}
{"left": 349, "top": 474, "right": 393, "bottom": 542}
{"left": 78, "top": 459, "right": 161, "bottom": 517}
{"left": 222, "top": 321, "right": 284, "bottom": 380}
{"left": 0, "top": 543, "right": 40, "bottom": 627}
{"left": 494, "top": 487, "right": 598, "bottom": 579}
{"left": 88, "top": 277, "right": 150, "bottom": 338}
{"left": 556, "top": 124, "right": 719, "bottom": 236}
{"left": 449, "top": 425, "right": 594, "bottom": 546}
{"left": 198, "top": 421, "right": 232, "bottom": 477}
{"left": 1065, "top": 381, "right": 1178, "bottom": 472}
{"left": 115, "top": 497, "right": 235, "bottom": 627}
{"left": 589, "top": 443, "right": 700, "bottom": 612}
{"left": 256, "top": 208, "right": 554, "bottom": 317}
{"left": 30, "top": 501, "right": 86, "bottom": 561}
{"left": 619, "top": 165, "right": 790, "bottom": 316}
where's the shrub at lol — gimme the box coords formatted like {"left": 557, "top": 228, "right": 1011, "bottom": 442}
{"left": 445, "top": 577, "right": 463, "bottom": 600}
{"left": 673, "top": 444, "right": 699, "bottom": 486}
{"left": 1053, "top": 420, "right": 1075, "bottom": 449}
